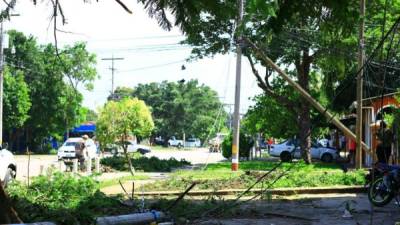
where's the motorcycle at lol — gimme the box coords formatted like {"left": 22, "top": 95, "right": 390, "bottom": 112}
{"left": 367, "top": 163, "right": 400, "bottom": 207}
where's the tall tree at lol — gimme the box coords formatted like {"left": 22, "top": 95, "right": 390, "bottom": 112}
{"left": 137, "top": 0, "right": 361, "bottom": 163}
{"left": 3, "top": 68, "right": 31, "bottom": 149}
{"left": 96, "top": 98, "right": 154, "bottom": 175}
{"left": 131, "top": 80, "right": 227, "bottom": 142}
{"left": 5, "top": 30, "right": 97, "bottom": 150}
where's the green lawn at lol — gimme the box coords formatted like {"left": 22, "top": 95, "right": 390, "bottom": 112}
{"left": 142, "top": 161, "right": 366, "bottom": 191}
{"left": 98, "top": 173, "right": 150, "bottom": 188}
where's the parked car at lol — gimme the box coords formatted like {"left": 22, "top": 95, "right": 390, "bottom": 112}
{"left": 0, "top": 147, "right": 17, "bottom": 187}
{"left": 154, "top": 136, "right": 165, "bottom": 146}
{"left": 57, "top": 137, "right": 97, "bottom": 160}
{"left": 185, "top": 138, "right": 201, "bottom": 147}
{"left": 270, "top": 139, "right": 338, "bottom": 162}
{"left": 168, "top": 136, "right": 184, "bottom": 148}
{"left": 107, "top": 140, "right": 151, "bottom": 155}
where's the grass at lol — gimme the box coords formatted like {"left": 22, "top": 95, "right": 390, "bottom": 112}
{"left": 142, "top": 160, "right": 366, "bottom": 191}
{"left": 98, "top": 173, "right": 150, "bottom": 188}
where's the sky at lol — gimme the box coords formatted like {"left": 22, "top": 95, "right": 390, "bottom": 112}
{"left": 1, "top": 1, "right": 262, "bottom": 114}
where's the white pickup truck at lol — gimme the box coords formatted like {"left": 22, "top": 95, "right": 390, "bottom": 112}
{"left": 168, "top": 136, "right": 184, "bottom": 148}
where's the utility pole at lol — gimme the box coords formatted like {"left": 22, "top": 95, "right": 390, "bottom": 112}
{"left": 356, "top": 0, "right": 365, "bottom": 169}
{"left": 102, "top": 55, "right": 124, "bottom": 95}
{"left": 231, "top": 0, "right": 244, "bottom": 171}
{"left": 0, "top": 21, "right": 4, "bottom": 147}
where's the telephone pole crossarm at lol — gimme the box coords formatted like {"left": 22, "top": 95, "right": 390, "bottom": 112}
{"left": 102, "top": 56, "right": 124, "bottom": 94}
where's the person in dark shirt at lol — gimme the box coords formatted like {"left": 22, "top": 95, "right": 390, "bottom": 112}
{"left": 376, "top": 122, "right": 393, "bottom": 164}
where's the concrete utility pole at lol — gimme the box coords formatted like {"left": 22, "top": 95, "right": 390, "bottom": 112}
{"left": 247, "top": 40, "right": 371, "bottom": 154}
{"left": 0, "top": 21, "right": 4, "bottom": 147}
{"left": 356, "top": 0, "right": 366, "bottom": 169}
{"left": 102, "top": 55, "right": 124, "bottom": 95}
{"left": 231, "top": 0, "right": 244, "bottom": 171}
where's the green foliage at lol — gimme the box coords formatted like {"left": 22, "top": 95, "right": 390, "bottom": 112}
{"left": 221, "top": 131, "right": 254, "bottom": 159}
{"left": 5, "top": 30, "right": 98, "bottom": 150}
{"left": 142, "top": 161, "right": 366, "bottom": 191}
{"left": 97, "top": 98, "right": 154, "bottom": 146}
{"left": 3, "top": 68, "right": 31, "bottom": 130}
{"left": 108, "top": 86, "right": 134, "bottom": 100}
{"left": 7, "top": 172, "right": 131, "bottom": 225}
{"left": 100, "top": 155, "right": 191, "bottom": 172}
{"left": 131, "top": 80, "right": 227, "bottom": 142}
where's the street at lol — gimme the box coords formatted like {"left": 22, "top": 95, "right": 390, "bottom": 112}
{"left": 14, "top": 147, "right": 225, "bottom": 181}
{"left": 198, "top": 194, "right": 400, "bottom": 225}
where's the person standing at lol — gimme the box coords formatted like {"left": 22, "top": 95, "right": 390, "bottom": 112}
{"left": 376, "top": 122, "right": 393, "bottom": 164}
{"left": 347, "top": 138, "right": 356, "bottom": 165}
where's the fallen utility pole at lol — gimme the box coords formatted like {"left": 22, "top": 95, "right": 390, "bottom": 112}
{"left": 245, "top": 39, "right": 371, "bottom": 154}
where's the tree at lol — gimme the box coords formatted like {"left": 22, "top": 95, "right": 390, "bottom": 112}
{"left": 136, "top": 0, "right": 363, "bottom": 163}
{"left": 81, "top": 107, "right": 98, "bottom": 122}
{"left": 96, "top": 98, "right": 154, "bottom": 175}
{"left": 130, "top": 80, "right": 227, "bottom": 142}
{"left": 3, "top": 68, "right": 31, "bottom": 149}
{"left": 4, "top": 30, "right": 97, "bottom": 150}
{"left": 108, "top": 87, "right": 134, "bottom": 101}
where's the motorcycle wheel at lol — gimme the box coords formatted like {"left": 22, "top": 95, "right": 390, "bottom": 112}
{"left": 368, "top": 177, "right": 394, "bottom": 207}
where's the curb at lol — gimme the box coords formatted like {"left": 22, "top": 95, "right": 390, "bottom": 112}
{"left": 136, "top": 186, "right": 367, "bottom": 196}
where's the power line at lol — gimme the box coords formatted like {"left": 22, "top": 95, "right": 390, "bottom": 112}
{"left": 118, "top": 59, "right": 186, "bottom": 73}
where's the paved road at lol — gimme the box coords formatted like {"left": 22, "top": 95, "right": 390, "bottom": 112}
{"left": 14, "top": 148, "right": 225, "bottom": 181}
{"left": 14, "top": 154, "right": 59, "bottom": 181}
{"left": 199, "top": 193, "right": 400, "bottom": 225}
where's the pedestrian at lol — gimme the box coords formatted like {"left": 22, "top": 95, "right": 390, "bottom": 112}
{"left": 75, "top": 141, "right": 85, "bottom": 171}
{"left": 347, "top": 138, "right": 356, "bottom": 166}
{"left": 376, "top": 122, "right": 393, "bottom": 164}
{"left": 267, "top": 137, "right": 273, "bottom": 154}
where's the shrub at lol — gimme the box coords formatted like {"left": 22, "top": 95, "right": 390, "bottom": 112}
{"left": 6, "top": 172, "right": 131, "bottom": 225}
{"left": 221, "top": 132, "right": 254, "bottom": 159}
{"left": 101, "top": 156, "right": 191, "bottom": 172}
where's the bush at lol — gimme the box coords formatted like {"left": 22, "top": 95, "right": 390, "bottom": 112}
{"left": 101, "top": 156, "right": 191, "bottom": 172}
{"left": 6, "top": 172, "right": 132, "bottom": 224}
{"left": 221, "top": 132, "right": 254, "bottom": 159}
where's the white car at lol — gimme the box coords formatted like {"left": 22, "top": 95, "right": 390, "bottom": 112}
{"left": 168, "top": 136, "right": 184, "bottom": 148}
{"left": 0, "top": 148, "right": 16, "bottom": 187}
{"left": 110, "top": 140, "right": 151, "bottom": 155}
{"left": 270, "top": 139, "right": 338, "bottom": 162}
{"left": 185, "top": 138, "right": 201, "bottom": 148}
{"left": 58, "top": 137, "right": 97, "bottom": 160}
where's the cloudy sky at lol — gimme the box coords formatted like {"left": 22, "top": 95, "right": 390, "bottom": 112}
{"left": 1, "top": 1, "right": 262, "bottom": 113}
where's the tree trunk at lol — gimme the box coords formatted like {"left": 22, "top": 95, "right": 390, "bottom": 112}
{"left": 123, "top": 140, "right": 135, "bottom": 175}
{"left": 297, "top": 50, "right": 312, "bottom": 164}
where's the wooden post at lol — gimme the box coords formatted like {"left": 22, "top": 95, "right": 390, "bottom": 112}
{"left": 246, "top": 39, "right": 371, "bottom": 154}
{"left": 73, "top": 159, "right": 78, "bottom": 173}
{"left": 95, "top": 157, "right": 101, "bottom": 174}
{"left": 40, "top": 165, "right": 45, "bottom": 175}
{"left": 87, "top": 158, "right": 92, "bottom": 175}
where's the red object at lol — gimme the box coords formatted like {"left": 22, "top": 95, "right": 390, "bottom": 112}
{"left": 267, "top": 138, "right": 273, "bottom": 145}
{"left": 347, "top": 138, "right": 356, "bottom": 152}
